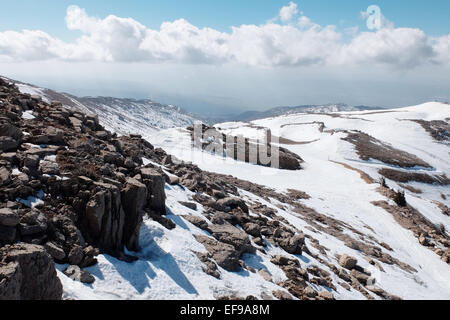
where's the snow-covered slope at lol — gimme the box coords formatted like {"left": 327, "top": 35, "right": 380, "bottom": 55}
{"left": 139, "top": 102, "right": 449, "bottom": 300}
{"left": 8, "top": 77, "right": 201, "bottom": 135}
{"left": 55, "top": 101, "right": 449, "bottom": 300}
{"left": 8, "top": 75, "right": 448, "bottom": 300}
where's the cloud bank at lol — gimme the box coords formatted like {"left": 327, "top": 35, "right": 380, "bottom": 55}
{"left": 0, "top": 3, "right": 449, "bottom": 69}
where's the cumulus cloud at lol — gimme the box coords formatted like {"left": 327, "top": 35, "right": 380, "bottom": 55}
{"left": 0, "top": 30, "right": 61, "bottom": 61}
{"left": 338, "top": 28, "right": 435, "bottom": 68}
{"left": 432, "top": 34, "right": 450, "bottom": 65}
{"left": 279, "top": 2, "right": 299, "bottom": 23}
{"left": 0, "top": 3, "right": 449, "bottom": 68}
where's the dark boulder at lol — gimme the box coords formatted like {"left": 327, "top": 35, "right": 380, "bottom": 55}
{"left": 216, "top": 197, "right": 249, "bottom": 214}
{"left": 141, "top": 168, "right": 166, "bottom": 215}
{"left": 0, "top": 243, "right": 63, "bottom": 300}
{"left": 195, "top": 235, "right": 240, "bottom": 272}
{"left": 121, "top": 178, "right": 147, "bottom": 251}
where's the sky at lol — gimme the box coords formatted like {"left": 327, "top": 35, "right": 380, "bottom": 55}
{"left": 1, "top": 0, "right": 449, "bottom": 115}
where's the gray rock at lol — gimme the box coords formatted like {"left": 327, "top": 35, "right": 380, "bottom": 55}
{"left": 68, "top": 245, "right": 84, "bottom": 266}
{"left": 31, "top": 126, "right": 64, "bottom": 144}
{"left": 24, "top": 154, "right": 40, "bottom": 170}
{"left": 207, "top": 223, "right": 255, "bottom": 255}
{"left": 1, "top": 153, "right": 18, "bottom": 164}
{"left": 44, "top": 242, "right": 66, "bottom": 261}
{"left": 85, "top": 182, "right": 127, "bottom": 254}
{"left": 123, "top": 158, "right": 137, "bottom": 169}
{"left": 24, "top": 146, "right": 58, "bottom": 158}
{"left": 80, "top": 246, "right": 99, "bottom": 268}
{"left": 272, "top": 290, "right": 293, "bottom": 300}
{"left": 339, "top": 254, "right": 358, "bottom": 270}
{"left": 39, "top": 160, "right": 59, "bottom": 175}
{"left": 0, "top": 167, "right": 11, "bottom": 186}
{"left": 69, "top": 117, "right": 83, "bottom": 132}
{"left": 304, "top": 286, "right": 318, "bottom": 298}
{"left": 179, "top": 201, "right": 197, "bottom": 211}
{"left": 0, "top": 225, "right": 16, "bottom": 243}
{"left": 121, "top": 178, "right": 147, "bottom": 251}
{"left": 0, "top": 136, "right": 18, "bottom": 152}
{"left": 182, "top": 215, "right": 209, "bottom": 230}
{"left": 85, "top": 191, "right": 106, "bottom": 238}
{"left": 0, "top": 243, "right": 63, "bottom": 300}
{"left": 253, "top": 237, "right": 266, "bottom": 247}
{"left": 216, "top": 197, "right": 249, "bottom": 213}
{"left": 99, "top": 185, "right": 125, "bottom": 253}
{"left": 0, "top": 208, "right": 19, "bottom": 227}
{"left": 141, "top": 168, "right": 166, "bottom": 215}
{"left": 0, "top": 123, "right": 22, "bottom": 141}
{"left": 0, "top": 262, "right": 21, "bottom": 300}
{"left": 63, "top": 265, "right": 95, "bottom": 284}
{"left": 366, "top": 285, "right": 386, "bottom": 296}
{"left": 195, "top": 235, "right": 240, "bottom": 272}
{"left": 278, "top": 233, "right": 305, "bottom": 254}
{"left": 18, "top": 210, "right": 48, "bottom": 236}
{"left": 351, "top": 269, "right": 369, "bottom": 285}
{"left": 168, "top": 175, "right": 180, "bottom": 185}
{"left": 318, "top": 291, "right": 334, "bottom": 300}
{"left": 243, "top": 223, "right": 261, "bottom": 237}
{"left": 258, "top": 268, "right": 272, "bottom": 282}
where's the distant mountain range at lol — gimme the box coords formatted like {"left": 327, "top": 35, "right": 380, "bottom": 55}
{"left": 2, "top": 76, "right": 202, "bottom": 135}
{"left": 228, "top": 103, "right": 386, "bottom": 122}
{"left": 3, "top": 76, "right": 385, "bottom": 130}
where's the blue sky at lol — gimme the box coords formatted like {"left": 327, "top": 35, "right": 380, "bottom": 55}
{"left": 0, "top": 1, "right": 449, "bottom": 114}
{"left": 1, "top": 0, "right": 449, "bottom": 37}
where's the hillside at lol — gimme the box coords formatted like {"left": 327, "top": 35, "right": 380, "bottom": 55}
{"left": 3, "top": 77, "right": 202, "bottom": 135}
{"left": 0, "top": 77, "right": 449, "bottom": 300}
{"left": 231, "top": 104, "right": 385, "bottom": 122}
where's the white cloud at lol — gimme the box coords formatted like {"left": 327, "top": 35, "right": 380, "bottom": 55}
{"left": 0, "top": 3, "right": 449, "bottom": 69}
{"left": 338, "top": 28, "right": 435, "bottom": 68}
{"left": 432, "top": 34, "right": 450, "bottom": 65}
{"left": 279, "top": 2, "right": 299, "bottom": 23}
{"left": 0, "top": 30, "right": 61, "bottom": 61}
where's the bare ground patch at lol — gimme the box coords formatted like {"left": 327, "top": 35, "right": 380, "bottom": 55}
{"left": 342, "top": 131, "right": 432, "bottom": 169}
{"left": 410, "top": 119, "right": 450, "bottom": 143}
{"left": 372, "top": 192, "right": 449, "bottom": 264}
{"left": 399, "top": 184, "right": 423, "bottom": 194}
{"left": 433, "top": 201, "right": 450, "bottom": 216}
{"left": 379, "top": 168, "right": 450, "bottom": 185}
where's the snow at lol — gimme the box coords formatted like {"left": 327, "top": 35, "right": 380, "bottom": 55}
{"left": 16, "top": 190, "right": 45, "bottom": 209}
{"left": 53, "top": 98, "right": 450, "bottom": 300}
{"left": 22, "top": 110, "right": 36, "bottom": 120}
{"left": 15, "top": 83, "right": 50, "bottom": 103}
{"left": 15, "top": 81, "right": 201, "bottom": 136}
{"left": 57, "top": 185, "right": 286, "bottom": 300}
{"left": 143, "top": 102, "right": 450, "bottom": 300}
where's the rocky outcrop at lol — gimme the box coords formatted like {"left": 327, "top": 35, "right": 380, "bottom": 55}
{"left": 207, "top": 223, "right": 255, "bottom": 256}
{"left": 188, "top": 125, "right": 303, "bottom": 170}
{"left": 121, "top": 178, "right": 147, "bottom": 251}
{"left": 0, "top": 243, "right": 62, "bottom": 300}
{"left": 63, "top": 265, "right": 95, "bottom": 284}
{"left": 339, "top": 254, "right": 357, "bottom": 270}
{"left": 140, "top": 168, "right": 166, "bottom": 215}
{"left": 0, "top": 77, "right": 169, "bottom": 283}
{"left": 195, "top": 235, "right": 240, "bottom": 272}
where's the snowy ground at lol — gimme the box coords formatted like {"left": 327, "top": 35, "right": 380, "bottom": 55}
{"left": 53, "top": 101, "right": 450, "bottom": 300}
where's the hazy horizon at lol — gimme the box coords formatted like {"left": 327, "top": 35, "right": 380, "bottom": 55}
{"left": 1, "top": 1, "right": 450, "bottom": 114}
